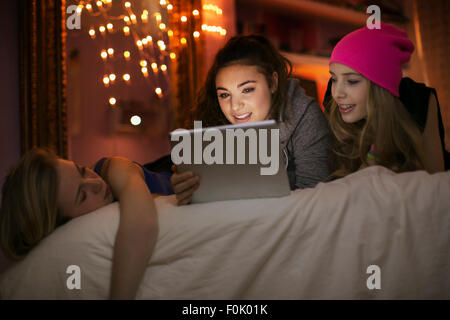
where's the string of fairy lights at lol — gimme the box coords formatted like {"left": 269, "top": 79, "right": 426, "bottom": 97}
{"left": 75, "top": 0, "right": 227, "bottom": 126}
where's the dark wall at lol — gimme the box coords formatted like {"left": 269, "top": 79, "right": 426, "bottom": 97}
{"left": 0, "top": 0, "right": 20, "bottom": 273}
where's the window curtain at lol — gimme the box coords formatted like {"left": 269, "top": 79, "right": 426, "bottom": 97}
{"left": 19, "top": 0, "right": 68, "bottom": 158}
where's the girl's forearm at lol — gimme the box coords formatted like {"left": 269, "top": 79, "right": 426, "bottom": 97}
{"left": 105, "top": 159, "right": 159, "bottom": 299}
{"left": 110, "top": 210, "right": 158, "bottom": 299}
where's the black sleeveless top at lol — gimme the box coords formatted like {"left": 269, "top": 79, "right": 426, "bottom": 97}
{"left": 323, "top": 77, "right": 450, "bottom": 170}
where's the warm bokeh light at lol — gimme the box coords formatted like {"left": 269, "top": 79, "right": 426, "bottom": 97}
{"left": 130, "top": 115, "right": 142, "bottom": 126}
{"left": 203, "top": 4, "right": 223, "bottom": 15}
{"left": 85, "top": 0, "right": 194, "bottom": 111}
{"left": 157, "top": 40, "right": 166, "bottom": 51}
{"left": 202, "top": 24, "right": 227, "bottom": 36}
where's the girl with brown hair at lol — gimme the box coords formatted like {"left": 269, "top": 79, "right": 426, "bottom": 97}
{"left": 172, "top": 35, "right": 331, "bottom": 205}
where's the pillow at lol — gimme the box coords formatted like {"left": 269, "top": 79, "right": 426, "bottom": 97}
{"left": 0, "top": 201, "right": 121, "bottom": 299}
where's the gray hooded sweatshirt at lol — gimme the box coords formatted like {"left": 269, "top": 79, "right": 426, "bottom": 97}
{"left": 279, "top": 79, "right": 330, "bottom": 189}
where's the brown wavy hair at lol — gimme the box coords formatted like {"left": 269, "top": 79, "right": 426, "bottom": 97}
{"left": 0, "top": 148, "right": 68, "bottom": 260}
{"left": 328, "top": 81, "right": 425, "bottom": 178}
{"left": 187, "top": 35, "right": 292, "bottom": 128}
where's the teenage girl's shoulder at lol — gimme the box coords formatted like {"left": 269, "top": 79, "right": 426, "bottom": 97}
{"left": 399, "top": 77, "right": 435, "bottom": 131}
{"left": 286, "top": 78, "right": 319, "bottom": 112}
{"left": 92, "top": 157, "right": 142, "bottom": 180}
{"left": 91, "top": 157, "right": 109, "bottom": 178}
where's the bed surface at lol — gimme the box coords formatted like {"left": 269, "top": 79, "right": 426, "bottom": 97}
{"left": 1, "top": 166, "right": 449, "bottom": 299}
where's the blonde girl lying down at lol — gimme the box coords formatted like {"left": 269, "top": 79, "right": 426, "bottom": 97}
{"left": 0, "top": 147, "right": 174, "bottom": 299}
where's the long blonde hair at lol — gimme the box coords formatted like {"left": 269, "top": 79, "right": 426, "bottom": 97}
{"left": 0, "top": 148, "right": 66, "bottom": 260}
{"left": 328, "top": 81, "right": 425, "bottom": 178}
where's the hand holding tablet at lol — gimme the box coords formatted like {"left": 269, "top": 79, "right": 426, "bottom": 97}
{"left": 170, "top": 165, "right": 200, "bottom": 205}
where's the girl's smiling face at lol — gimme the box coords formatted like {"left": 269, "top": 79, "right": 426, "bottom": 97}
{"left": 215, "top": 64, "right": 277, "bottom": 124}
{"left": 330, "top": 62, "right": 369, "bottom": 123}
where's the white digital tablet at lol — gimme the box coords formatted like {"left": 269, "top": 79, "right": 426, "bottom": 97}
{"left": 169, "top": 120, "right": 291, "bottom": 203}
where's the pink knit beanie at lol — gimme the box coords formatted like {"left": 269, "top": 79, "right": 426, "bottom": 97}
{"left": 329, "top": 23, "right": 414, "bottom": 97}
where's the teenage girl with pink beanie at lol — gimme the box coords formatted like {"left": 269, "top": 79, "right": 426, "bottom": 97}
{"left": 325, "top": 23, "right": 448, "bottom": 178}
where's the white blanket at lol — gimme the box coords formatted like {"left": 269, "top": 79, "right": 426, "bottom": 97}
{"left": 1, "top": 166, "right": 449, "bottom": 299}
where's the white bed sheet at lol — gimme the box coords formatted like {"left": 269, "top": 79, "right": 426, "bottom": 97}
{"left": 1, "top": 166, "right": 449, "bottom": 299}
